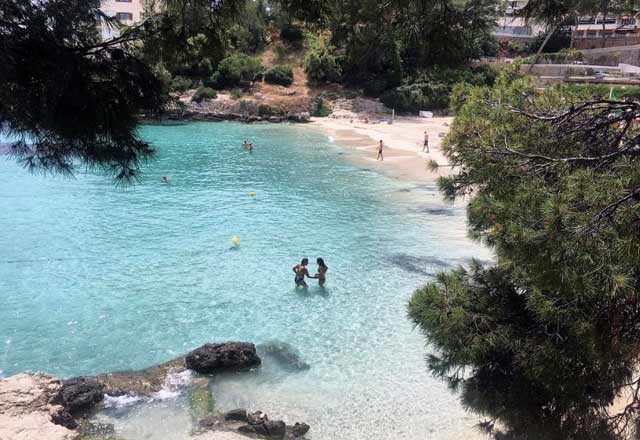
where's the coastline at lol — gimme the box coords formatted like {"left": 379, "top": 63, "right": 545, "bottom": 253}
{"left": 309, "top": 116, "right": 454, "bottom": 184}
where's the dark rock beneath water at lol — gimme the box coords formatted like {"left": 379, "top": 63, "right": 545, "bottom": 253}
{"left": 257, "top": 341, "right": 310, "bottom": 372}
{"left": 238, "top": 419, "right": 286, "bottom": 438}
{"left": 78, "top": 421, "right": 116, "bottom": 437}
{"left": 54, "top": 377, "right": 104, "bottom": 414}
{"left": 186, "top": 342, "right": 261, "bottom": 374}
{"left": 224, "top": 408, "right": 248, "bottom": 422}
{"left": 289, "top": 422, "right": 310, "bottom": 438}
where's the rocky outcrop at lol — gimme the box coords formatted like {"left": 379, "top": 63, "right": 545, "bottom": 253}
{"left": 54, "top": 377, "right": 104, "bottom": 414}
{"left": 257, "top": 341, "right": 310, "bottom": 372}
{"left": 186, "top": 342, "right": 261, "bottom": 374}
{"left": 93, "top": 357, "right": 186, "bottom": 397}
{"left": 0, "top": 373, "right": 80, "bottom": 440}
{"left": 199, "top": 409, "right": 309, "bottom": 439}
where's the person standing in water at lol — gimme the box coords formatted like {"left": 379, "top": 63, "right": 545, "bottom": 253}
{"left": 376, "top": 140, "right": 384, "bottom": 161}
{"left": 292, "top": 258, "right": 311, "bottom": 288}
{"left": 315, "top": 258, "right": 328, "bottom": 287}
{"left": 422, "top": 131, "right": 429, "bottom": 153}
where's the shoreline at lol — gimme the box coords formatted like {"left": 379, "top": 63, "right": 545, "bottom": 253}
{"left": 309, "top": 116, "right": 454, "bottom": 184}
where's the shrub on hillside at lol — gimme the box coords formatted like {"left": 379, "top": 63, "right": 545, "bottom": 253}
{"left": 191, "top": 87, "right": 217, "bottom": 103}
{"left": 274, "top": 44, "right": 287, "bottom": 62}
{"left": 215, "top": 54, "right": 263, "bottom": 88}
{"left": 380, "top": 82, "right": 450, "bottom": 113}
{"left": 303, "top": 34, "right": 342, "bottom": 84}
{"left": 312, "top": 97, "right": 331, "bottom": 117}
{"left": 264, "top": 65, "right": 294, "bottom": 86}
{"left": 280, "top": 25, "right": 304, "bottom": 44}
{"left": 170, "top": 75, "right": 198, "bottom": 93}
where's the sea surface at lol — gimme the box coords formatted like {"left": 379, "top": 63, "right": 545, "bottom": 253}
{"left": 0, "top": 122, "right": 492, "bottom": 439}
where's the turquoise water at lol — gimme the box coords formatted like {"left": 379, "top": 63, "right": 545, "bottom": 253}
{"left": 0, "top": 122, "right": 491, "bottom": 439}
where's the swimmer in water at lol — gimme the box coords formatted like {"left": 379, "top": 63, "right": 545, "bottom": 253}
{"left": 162, "top": 176, "right": 169, "bottom": 183}
{"left": 315, "top": 257, "right": 328, "bottom": 287}
{"left": 292, "top": 258, "right": 310, "bottom": 288}
{"left": 247, "top": 143, "right": 253, "bottom": 153}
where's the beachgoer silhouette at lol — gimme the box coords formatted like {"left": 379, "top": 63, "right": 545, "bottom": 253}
{"left": 293, "top": 258, "right": 311, "bottom": 288}
{"left": 377, "top": 140, "right": 384, "bottom": 161}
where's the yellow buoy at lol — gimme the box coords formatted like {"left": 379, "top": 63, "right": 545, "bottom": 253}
{"left": 249, "top": 192, "right": 256, "bottom": 198}
{"left": 231, "top": 236, "right": 239, "bottom": 246}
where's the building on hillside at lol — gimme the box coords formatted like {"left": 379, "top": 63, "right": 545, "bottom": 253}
{"left": 573, "top": 15, "right": 640, "bottom": 49}
{"left": 98, "top": 0, "right": 146, "bottom": 40}
{"left": 494, "top": 1, "right": 544, "bottom": 43}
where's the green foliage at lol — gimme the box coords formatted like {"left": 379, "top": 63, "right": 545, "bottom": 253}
{"left": 170, "top": 75, "right": 198, "bottom": 93}
{"left": 380, "top": 66, "right": 496, "bottom": 113}
{"left": 191, "top": 87, "right": 217, "bottom": 103}
{"left": 228, "top": 0, "right": 268, "bottom": 53}
{"left": 274, "top": 44, "right": 288, "bottom": 62}
{"left": 409, "top": 65, "right": 640, "bottom": 439}
{"left": 312, "top": 97, "right": 331, "bottom": 117}
{"left": 257, "top": 104, "right": 285, "bottom": 117}
{"left": 0, "top": 0, "right": 166, "bottom": 182}
{"left": 280, "top": 25, "right": 305, "bottom": 44}
{"left": 230, "top": 89, "right": 243, "bottom": 99}
{"left": 215, "top": 54, "right": 263, "bottom": 88}
{"left": 264, "top": 65, "right": 294, "bottom": 86}
{"left": 303, "top": 33, "right": 343, "bottom": 84}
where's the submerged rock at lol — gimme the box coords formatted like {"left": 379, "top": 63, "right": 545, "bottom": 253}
{"left": 289, "top": 422, "right": 310, "bottom": 438}
{"left": 54, "top": 377, "right": 104, "bottom": 414}
{"left": 0, "top": 373, "right": 79, "bottom": 440}
{"left": 186, "top": 342, "right": 261, "bottom": 374}
{"left": 238, "top": 419, "right": 286, "bottom": 438}
{"left": 257, "top": 341, "right": 310, "bottom": 372}
{"left": 224, "top": 408, "right": 248, "bottom": 422}
{"left": 93, "top": 357, "right": 186, "bottom": 397}
{"left": 189, "top": 377, "right": 215, "bottom": 420}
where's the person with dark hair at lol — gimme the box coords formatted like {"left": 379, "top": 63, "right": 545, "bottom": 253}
{"left": 377, "top": 140, "right": 384, "bottom": 161}
{"left": 315, "top": 258, "right": 328, "bottom": 287}
{"left": 292, "top": 258, "right": 310, "bottom": 288}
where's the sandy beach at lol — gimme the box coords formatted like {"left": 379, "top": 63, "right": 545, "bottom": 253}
{"left": 310, "top": 116, "right": 454, "bottom": 183}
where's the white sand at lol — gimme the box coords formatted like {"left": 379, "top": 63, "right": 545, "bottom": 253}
{"left": 310, "top": 116, "right": 454, "bottom": 183}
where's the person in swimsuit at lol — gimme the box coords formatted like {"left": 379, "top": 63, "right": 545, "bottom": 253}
{"left": 422, "top": 131, "right": 429, "bottom": 153}
{"left": 315, "top": 258, "right": 328, "bottom": 287}
{"left": 292, "top": 258, "right": 310, "bottom": 288}
{"left": 377, "top": 140, "right": 384, "bottom": 161}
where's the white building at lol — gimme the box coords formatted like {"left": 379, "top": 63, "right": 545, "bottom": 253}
{"left": 99, "top": 0, "right": 146, "bottom": 40}
{"left": 494, "top": 1, "right": 544, "bottom": 42}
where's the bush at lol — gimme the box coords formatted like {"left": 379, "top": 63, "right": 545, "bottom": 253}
{"left": 303, "top": 34, "right": 342, "bottom": 84}
{"left": 280, "top": 25, "right": 304, "bottom": 44}
{"left": 170, "top": 75, "right": 197, "bottom": 93}
{"left": 312, "top": 97, "right": 331, "bottom": 117}
{"left": 449, "top": 83, "right": 472, "bottom": 115}
{"left": 274, "top": 44, "right": 287, "bottom": 62}
{"left": 264, "top": 65, "right": 294, "bottom": 86}
{"left": 230, "top": 89, "right": 242, "bottom": 99}
{"left": 257, "top": 104, "right": 284, "bottom": 117}
{"left": 191, "top": 87, "right": 217, "bottom": 103}
{"left": 380, "top": 82, "right": 451, "bottom": 113}
{"left": 215, "top": 54, "right": 263, "bottom": 88}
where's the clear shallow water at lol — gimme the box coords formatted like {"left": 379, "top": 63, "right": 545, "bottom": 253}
{"left": 0, "top": 122, "right": 491, "bottom": 439}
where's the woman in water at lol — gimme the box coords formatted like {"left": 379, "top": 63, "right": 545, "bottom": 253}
{"left": 315, "top": 258, "right": 328, "bottom": 287}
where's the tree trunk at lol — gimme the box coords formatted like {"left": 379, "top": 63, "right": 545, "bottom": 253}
{"left": 601, "top": 5, "right": 608, "bottom": 49}
{"left": 527, "top": 24, "right": 558, "bottom": 73}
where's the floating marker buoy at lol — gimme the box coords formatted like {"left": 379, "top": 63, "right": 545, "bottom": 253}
{"left": 249, "top": 192, "right": 256, "bottom": 198}
{"left": 231, "top": 236, "right": 239, "bottom": 246}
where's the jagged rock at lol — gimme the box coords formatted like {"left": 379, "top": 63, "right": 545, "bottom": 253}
{"left": 257, "top": 341, "right": 310, "bottom": 372}
{"left": 0, "top": 373, "right": 80, "bottom": 440}
{"left": 247, "top": 410, "right": 269, "bottom": 424}
{"left": 185, "top": 343, "right": 261, "bottom": 374}
{"left": 289, "top": 422, "right": 310, "bottom": 438}
{"left": 54, "top": 377, "right": 104, "bottom": 414}
{"left": 238, "top": 420, "right": 286, "bottom": 438}
{"left": 92, "top": 357, "right": 186, "bottom": 396}
{"left": 224, "top": 408, "right": 248, "bottom": 422}
{"left": 50, "top": 409, "right": 77, "bottom": 430}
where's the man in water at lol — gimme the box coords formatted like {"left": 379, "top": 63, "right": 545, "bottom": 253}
{"left": 162, "top": 176, "right": 169, "bottom": 183}
{"left": 292, "top": 258, "right": 311, "bottom": 288}
{"left": 422, "top": 131, "right": 429, "bottom": 153}
{"left": 376, "top": 140, "right": 384, "bottom": 161}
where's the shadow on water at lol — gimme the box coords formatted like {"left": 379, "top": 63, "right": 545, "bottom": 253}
{"left": 388, "top": 254, "right": 455, "bottom": 276}
{"left": 409, "top": 206, "right": 457, "bottom": 216}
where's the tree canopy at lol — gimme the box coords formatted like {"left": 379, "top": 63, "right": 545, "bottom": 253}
{"left": 409, "top": 65, "right": 640, "bottom": 439}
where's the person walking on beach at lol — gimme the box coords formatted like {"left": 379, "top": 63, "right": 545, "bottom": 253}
{"left": 293, "top": 258, "right": 311, "bottom": 288}
{"left": 377, "top": 140, "right": 384, "bottom": 161}
{"left": 422, "top": 131, "right": 429, "bottom": 153}
{"left": 315, "top": 258, "right": 328, "bottom": 287}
